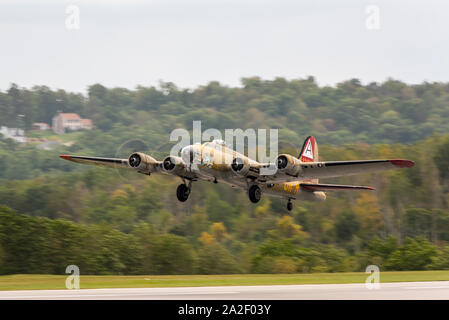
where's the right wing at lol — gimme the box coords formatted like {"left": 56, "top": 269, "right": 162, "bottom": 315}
{"left": 246, "top": 159, "right": 414, "bottom": 184}
{"left": 300, "top": 183, "right": 374, "bottom": 191}
{"left": 297, "top": 159, "right": 414, "bottom": 180}
{"left": 232, "top": 135, "right": 414, "bottom": 183}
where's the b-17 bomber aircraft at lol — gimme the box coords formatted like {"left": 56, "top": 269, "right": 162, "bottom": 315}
{"left": 60, "top": 136, "right": 414, "bottom": 211}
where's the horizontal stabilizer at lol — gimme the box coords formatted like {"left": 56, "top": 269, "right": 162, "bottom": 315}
{"left": 300, "top": 183, "right": 375, "bottom": 192}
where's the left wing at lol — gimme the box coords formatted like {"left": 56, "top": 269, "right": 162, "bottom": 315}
{"left": 59, "top": 155, "right": 131, "bottom": 169}
{"left": 60, "top": 153, "right": 163, "bottom": 175}
{"left": 60, "top": 153, "right": 201, "bottom": 180}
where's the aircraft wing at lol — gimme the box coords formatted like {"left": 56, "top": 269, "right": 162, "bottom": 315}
{"left": 59, "top": 154, "right": 203, "bottom": 180}
{"left": 298, "top": 159, "right": 414, "bottom": 179}
{"left": 254, "top": 159, "right": 414, "bottom": 183}
{"left": 59, "top": 154, "right": 164, "bottom": 176}
{"left": 59, "top": 155, "right": 131, "bottom": 169}
{"left": 300, "top": 183, "right": 374, "bottom": 191}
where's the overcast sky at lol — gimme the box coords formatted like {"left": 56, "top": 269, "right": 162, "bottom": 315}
{"left": 0, "top": 0, "right": 448, "bottom": 93}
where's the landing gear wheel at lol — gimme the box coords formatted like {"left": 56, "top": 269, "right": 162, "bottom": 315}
{"left": 176, "top": 184, "right": 190, "bottom": 202}
{"left": 287, "top": 201, "right": 293, "bottom": 211}
{"left": 248, "top": 185, "right": 262, "bottom": 203}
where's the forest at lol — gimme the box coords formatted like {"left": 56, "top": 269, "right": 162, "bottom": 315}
{"left": 1, "top": 77, "right": 449, "bottom": 275}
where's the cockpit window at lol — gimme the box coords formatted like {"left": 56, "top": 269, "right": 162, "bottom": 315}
{"left": 211, "top": 139, "right": 225, "bottom": 146}
{"left": 181, "top": 146, "right": 195, "bottom": 164}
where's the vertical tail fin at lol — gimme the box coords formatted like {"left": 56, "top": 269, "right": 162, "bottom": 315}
{"left": 298, "top": 136, "right": 319, "bottom": 162}
{"left": 298, "top": 136, "right": 319, "bottom": 183}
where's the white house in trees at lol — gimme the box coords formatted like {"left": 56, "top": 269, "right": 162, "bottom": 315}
{"left": 32, "top": 122, "right": 50, "bottom": 131}
{"left": 52, "top": 112, "right": 93, "bottom": 134}
{"left": 0, "top": 126, "right": 26, "bottom": 143}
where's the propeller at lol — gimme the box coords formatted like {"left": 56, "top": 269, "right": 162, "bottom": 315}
{"left": 231, "top": 158, "right": 244, "bottom": 172}
{"left": 276, "top": 155, "right": 288, "bottom": 169}
{"left": 163, "top": 157, "right": 176, "bottom": 171}
{"left": 128, "top": 154, "right": 141, "bottom": 167}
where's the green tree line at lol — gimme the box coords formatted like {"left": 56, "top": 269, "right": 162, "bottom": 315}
{"left": 1, "top": 134, "right": 449, "bottom": 274}
{"left": 1, "top": 78, "right": 449, "bottom": 274}
{"left": 1, "top": 77, "right": 449, "bottom": 147}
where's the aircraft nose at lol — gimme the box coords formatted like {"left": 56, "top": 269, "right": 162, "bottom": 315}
{"left": 181, "top": 146, "right": 194, "bottom": 164}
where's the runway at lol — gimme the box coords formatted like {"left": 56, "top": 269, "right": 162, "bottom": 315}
{"left": 0, "top": 281, "right": 449, "bottom": 299}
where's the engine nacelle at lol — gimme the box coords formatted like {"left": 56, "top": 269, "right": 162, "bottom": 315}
{"left": 231, "top": 157, "right": 250, "bottom": 176}
{"left": 162, "top": 156, "right": 186, "bottom": 175}
{"left": 128, "top": 152, "right": 159, "bottom": 173}
{"left": 276, "top": 154, "right": 303, "bottom": 176}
